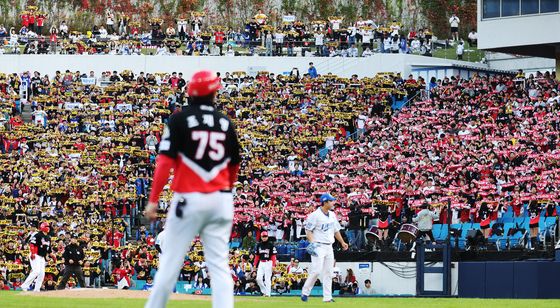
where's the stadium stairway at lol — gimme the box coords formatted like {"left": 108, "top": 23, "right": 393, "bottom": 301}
{"left": 21, "top": 102, "right": 32, "bottom": 123}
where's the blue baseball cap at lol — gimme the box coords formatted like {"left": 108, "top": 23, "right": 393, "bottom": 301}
{"left": 320, "top": 193, "right": 336, "bottom": 203}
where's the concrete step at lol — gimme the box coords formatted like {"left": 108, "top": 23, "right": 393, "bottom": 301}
{"left": 21, "top": 103, "right": 33, "bottom": 123}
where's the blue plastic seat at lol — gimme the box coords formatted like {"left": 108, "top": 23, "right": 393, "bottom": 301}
{"left": 545, "top": 217, "right": 557, "bottom": 227}
{"left": 498, "top": 223, "right": 516, "bottom": 250}
{"left": 539, "top": 217, "right": 546, "bottom": 226}
{"left": 502, "top": 216, "right": 514, "bottom": 223}
{"left": 433, "top": 224, "right": 442, "bottom": 238}
{"left": 276, "top": 244, "right": 287, "bottom": 255}
{"left": 522, "top": 204, "right": 529, "bottom": 217}
{"left": 438, "top": 224, "right": 449, "bottom": 241}
{"left": 514, "top": 217, "right": 525, "bottom": 225}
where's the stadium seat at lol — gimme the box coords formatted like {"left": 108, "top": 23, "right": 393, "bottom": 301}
{"left": 513, "top": 217, "right": 525, "bottom": 226}
{"left": 276, "top": 244, "right": 288, "bottom": 256}
{"left": 433, "top": 224, "right": 442, "bottom": 238}
{"left": 522, "top": 204, "right": 529, "bottom": 217}
{"left": 498, "top": 223, "right": 515, "bottom": 250}
{"left": 501, "top": 216, "right": 514, "bottom": 223}
{"left": 545, "top": 216, "right": 557, "bottom": 227}
{"left": 449, "top": 224, "right": 462, "bottom": 248}
{"left": 436, "top": 224, "right": 449, "bottom": 241}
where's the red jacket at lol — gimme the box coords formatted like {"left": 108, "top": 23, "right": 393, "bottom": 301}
{"left": 215, "top": 31, "right": 225, "bottom": 44}
{"left": 21, "top": 14, "right": 29, "bottom": 27}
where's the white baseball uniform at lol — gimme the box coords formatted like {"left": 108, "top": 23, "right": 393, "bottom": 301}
{"left": 145, "top": 192, "right": 234, "bottom": 308}
{"left": 21, "top": 256, "right": 46, "bottom": 292}
{"left": 301, "top": 207, "right": 342, "bottom": 302}
{"left": 21, "top": 232, "right": 50, "bottom": 292}
{"left": 155, "top": 229, "right": 166, "bottom": 258}
{"left": 254, "top": 241, "right": 276, "bottom": 296}
{"left": 256, "top": 261, "right": 273, "bottom": 296}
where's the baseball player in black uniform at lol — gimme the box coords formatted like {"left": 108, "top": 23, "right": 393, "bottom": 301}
{"left": 253, "top": 231, "right": 277, "bottom": 297}
{"left": 22, "top": 222, "right": 51, "bottom": 292}
{"left": 145, "top": 70, "right": 241, "bottom": 308}
{"left": 57, "top": 235, "right": 86, "bottom": 289}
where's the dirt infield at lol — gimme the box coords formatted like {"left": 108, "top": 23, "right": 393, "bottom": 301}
{"left": 19, "top": 288, "right": 212, "bottom": 301}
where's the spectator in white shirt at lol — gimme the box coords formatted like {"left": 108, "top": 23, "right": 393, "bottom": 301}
{"left": 348, "top": 44, "right": 358, "bottom": 57}
{"left": 225, "top": 44, "right": 235, "bottom": 56}
{"left": 363, "top": 29, "right": 374, "bottom": 48}
{"left": 356, "top": 112, "right": 368, "bottom": 137}
{"left": 456, "top": 40, "right": 464, "bottom": 60}
{"left": 59, "top": 21, "right": 68, "bottom": 38}
{"left": 546, "top": 91, "right": 559, "bottom": 105}
{"left": 410, "top": 38, "right": 421, "bottom": 53}
{"left": 99, "top": 26, "right": 108, "bottom": 38}
{"left": 362, "top": 47, "right": 373, "bottom": 57}
{"left": 32, "top": 106, "right": 47, "bottom": 127}
{"left": 314, "top": 32, "right": 324, "bottom": 56}
{"left": 289, "top": 262, "right": 303, "bottom": 274}
{"left": 156, "top": 45, "right": 168, "bottom": 55}
{"left": 467, "top": 29, "right": 477, "bottom": 47}
{"left": 362, "top": 279, "right": 374, "bottom": 295}
{"left": 449, "top": 13, "right": 460, "bottom": 42}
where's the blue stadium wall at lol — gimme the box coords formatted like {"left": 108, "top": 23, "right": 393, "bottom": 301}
{"left": 129, "top": 258, "right": 560, "bottom": 298}
{"left": 459, "top": 260, "right": 560, "bottom": 298}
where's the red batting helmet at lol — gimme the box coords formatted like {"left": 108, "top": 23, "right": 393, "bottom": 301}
{"left": 187, "top": 70, "right": 222, "bottom": 97}
{"left": 40, "top": 222, "right": 50, "bottom": 233}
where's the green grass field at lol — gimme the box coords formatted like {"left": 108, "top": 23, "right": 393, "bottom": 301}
{"left": 1, "top": 292, "right": 559, "bottom": 308}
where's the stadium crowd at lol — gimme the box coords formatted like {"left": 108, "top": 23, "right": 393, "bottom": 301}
{"left": 0, "top": 66, "right": 559, "bottom": 292}
{"left": 0, "top": 7, "right": 472, "bottom": 57}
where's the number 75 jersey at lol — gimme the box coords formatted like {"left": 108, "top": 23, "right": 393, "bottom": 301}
{"left": 159, "top": 104, "right": 241, "bottom": 193}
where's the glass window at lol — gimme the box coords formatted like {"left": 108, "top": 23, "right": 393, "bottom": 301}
{"left": 540, "top": 0, "right": 560, "bottom": 12}
{"left": 483, "top": 0, "right": 501, "bottom": 18}
{"left": 521, "top": 0, "right": 539, "bottom": 14}
{"left": 502, "top": 0, "right": 521, "bottom": 16}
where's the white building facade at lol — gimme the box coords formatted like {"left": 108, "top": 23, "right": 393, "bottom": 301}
{"left": 477, "top": 0, "right": 560, "bottom": 77}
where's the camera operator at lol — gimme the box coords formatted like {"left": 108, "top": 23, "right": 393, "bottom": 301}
{"left": 346, "top": 203, "right": 364, "bottom": 251}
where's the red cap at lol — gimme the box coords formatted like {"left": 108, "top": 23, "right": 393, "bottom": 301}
{"left": 187, "top": 70, "right": 222, "bottom": 97}
{"left": 261, "top": 231, "right": 268, "bottom": 237}
{"left": 40, "top": 222, "right": 50, "bottom": 233}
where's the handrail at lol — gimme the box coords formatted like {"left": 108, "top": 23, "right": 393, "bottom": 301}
{"left": 400, "top": 89, "right": 427, "bottom": 109}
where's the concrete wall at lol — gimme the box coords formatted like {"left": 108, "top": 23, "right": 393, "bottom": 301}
{"left": 0, "top": 54, "right": 483, "bottom": 79}
{"left": 485, "top": 52, "right": 556, "bottom": 73}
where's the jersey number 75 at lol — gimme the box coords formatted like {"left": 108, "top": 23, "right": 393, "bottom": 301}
{"left": 191, "top": 131, "right": 226, "bottom": 161}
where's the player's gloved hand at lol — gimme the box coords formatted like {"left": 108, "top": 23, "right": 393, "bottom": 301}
{"left": 30, "top": 254, "right": 36, "bottom": 260}
{"left": 306, "top": 243, "right": 318, "bottom": 257}
{"left": 144, "top": 201, "right": 159, "bottom": 221}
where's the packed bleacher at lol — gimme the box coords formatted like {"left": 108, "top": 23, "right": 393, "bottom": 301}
{"left": 0, "top": 6, "right": 472, "bottom": 57}
{"left": 0, "top": 67, "right": 558, "bottom": 293}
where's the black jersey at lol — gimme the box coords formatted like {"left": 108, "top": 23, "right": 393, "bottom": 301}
{"left": 159, "top": 102, "right": 241, "bottom": 192}
{"left": 29, "top": 232, "right": 51, "bottom": 257}
{"left": 255, "top": 241, "right": 277, "bottom": 261}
